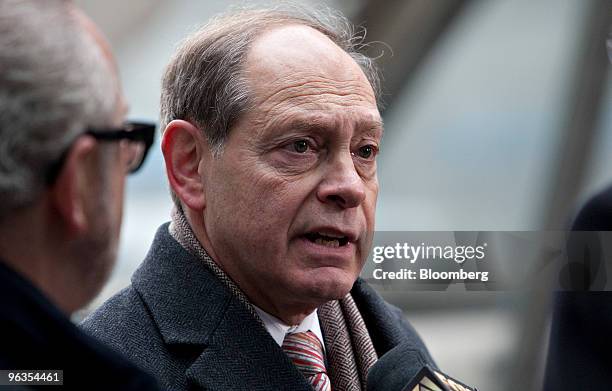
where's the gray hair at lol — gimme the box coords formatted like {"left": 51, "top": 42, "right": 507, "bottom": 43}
{"left": 0, "top": 0, "right": 118, "bottom": 217}
{"left": 160, "top": 5, "right": 381, "bottom": 157}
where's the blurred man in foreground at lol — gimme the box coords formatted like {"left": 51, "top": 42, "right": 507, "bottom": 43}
{"left": 0, "top": 0, "right": 158, "bottom": 388}
{"left": 82, "top": 6, "right": 474, "bottom": 391}
{"left": 543, "top": 35, "right": 612, "bottom": 391}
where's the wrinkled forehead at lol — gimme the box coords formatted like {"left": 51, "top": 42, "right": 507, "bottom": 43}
{"left": 244, "top": 24, "right": 378, "bottom": 110}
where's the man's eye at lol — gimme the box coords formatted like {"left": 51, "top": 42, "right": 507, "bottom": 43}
{"left": 293, "top": 139, "right": 309, "bottom": 153}
{"left": 356, "top": 145, "right": 376, "bottom": 159}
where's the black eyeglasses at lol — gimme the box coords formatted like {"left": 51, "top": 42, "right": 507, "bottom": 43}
{"left": 46, "top": 121, "right": 156, "bottom": 184}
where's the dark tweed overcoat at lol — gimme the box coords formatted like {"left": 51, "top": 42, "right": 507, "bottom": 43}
{"left": 82, "top": 223, "right": 434, "bottom": 390}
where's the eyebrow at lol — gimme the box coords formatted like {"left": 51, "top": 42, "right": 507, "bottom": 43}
{"left": 271, "top": 115, "right": 384, "bottom": 136}
{"left": 362, "top": 117, "right": 384, "bottom": 135}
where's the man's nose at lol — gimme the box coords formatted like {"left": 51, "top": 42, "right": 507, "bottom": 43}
{"left": 316, "top": 153, "right": 367, "bottom": 209}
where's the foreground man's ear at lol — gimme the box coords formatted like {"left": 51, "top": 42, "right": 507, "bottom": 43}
{"left": 162, "top": 119, "right": 207, "bottom": 211}
{"left": 50, "top": 135, "right": 97, "bottom": 236}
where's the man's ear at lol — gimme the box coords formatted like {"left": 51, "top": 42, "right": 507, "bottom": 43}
{"left": 49, "top": 135, "right": 97, "bottom": 236}
{"left": 161, "top": 120, "right": 208, "bottom": 211}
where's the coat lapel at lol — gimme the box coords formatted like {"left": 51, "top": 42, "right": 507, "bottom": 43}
{"left": 351, "top": 278, "right": 436, "bottom": 365}
{"left": 132, "top": 224, "right": 312, "bottom": 390}
{"left": 186, "top": 298, "right": 313, "bottom": 391}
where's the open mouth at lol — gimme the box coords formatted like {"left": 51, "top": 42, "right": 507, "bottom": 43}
{"left": 304, "top": 232, "right": 350, "bottom": 248}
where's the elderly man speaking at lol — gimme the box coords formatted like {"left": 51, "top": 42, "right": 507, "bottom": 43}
{"left": 83, "top": 7, "right": 435, "bottom": 391}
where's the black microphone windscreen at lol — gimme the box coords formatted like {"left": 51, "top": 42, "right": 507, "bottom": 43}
{"left": 367, "top": 343, "right": 430, "bottom": 391}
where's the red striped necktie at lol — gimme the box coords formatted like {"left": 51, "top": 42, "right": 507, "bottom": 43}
{"left": 282, "top": 331, "right": 332, "bottom": 391}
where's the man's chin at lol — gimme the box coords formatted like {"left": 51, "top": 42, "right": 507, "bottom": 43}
{"left": 296, "top": 269, "right": 359, "bottom": 302}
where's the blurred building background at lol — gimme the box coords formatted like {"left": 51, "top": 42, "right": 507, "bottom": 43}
{"left": 75, "top": 1, "right": 612, "bottom": 390}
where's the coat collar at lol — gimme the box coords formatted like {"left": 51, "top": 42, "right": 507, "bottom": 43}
{"left": 132, "top": 223, "right": 231, "bottom": 346}
{"left": 132, "top": 223, "right": 313, "bottom": 390}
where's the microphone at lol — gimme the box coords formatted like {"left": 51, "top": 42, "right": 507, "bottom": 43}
{"left": 367, "top": 342, "right": 476, "bottom": 391}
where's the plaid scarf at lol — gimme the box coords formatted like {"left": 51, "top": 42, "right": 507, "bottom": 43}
{"left": 169, "top": 206, "right": 378, "bottom": 390}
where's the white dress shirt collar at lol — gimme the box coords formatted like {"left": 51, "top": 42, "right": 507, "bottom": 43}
{"left": 252, "top": 305, "right": 325, "bottom": 350}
